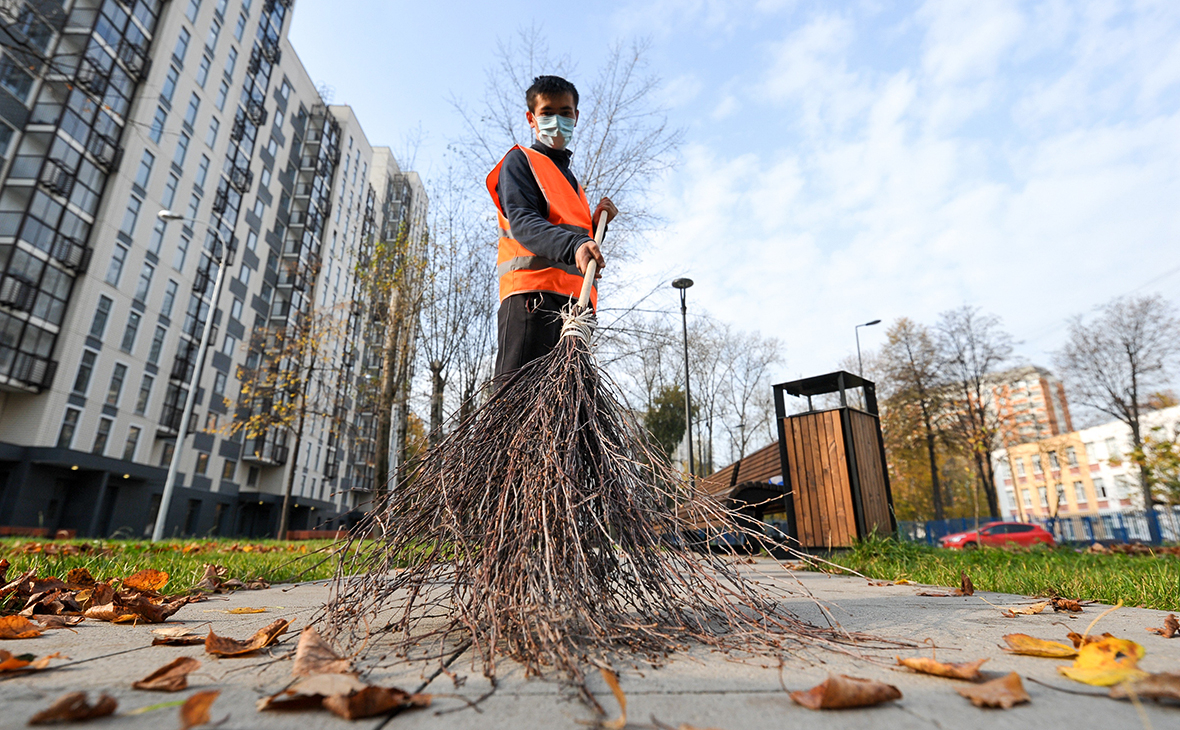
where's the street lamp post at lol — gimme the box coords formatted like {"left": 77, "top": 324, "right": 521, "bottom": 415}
{"left": 855, "top": 319, "right": 882, "bottom": 379}
{"left": 151, "top": 210, "right": 233, "bottom": 542}
{"left": 672, "top": 278, "right": 695, "bottom": 479}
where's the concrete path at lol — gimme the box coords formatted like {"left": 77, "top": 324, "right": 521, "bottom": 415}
{"left": 2, "top": 558, "right": 1177, "bottom": 729}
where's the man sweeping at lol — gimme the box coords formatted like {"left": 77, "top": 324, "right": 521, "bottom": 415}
{"left": 486, "top": 75, "right": 617, "bottom": 377}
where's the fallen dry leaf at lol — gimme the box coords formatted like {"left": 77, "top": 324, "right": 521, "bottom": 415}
{"left": 0, "top": 557, "right": 7, "bottom": 583}
{"left": 225, "top": 607, "right": 266, "bottom": 614}
{"left": 124, "top": 569, "right": 170, "bottom": 593}
{"left": 1109, "top": 672, "right": 1180, "bottom": 702}
{"left": 205, "top": 618, "right": 290, "bottom": 657}
{"left": 600, "top": 667, "right": 627, "bottom": 730}
{"left": 917, "top": 590, "right": 953, "bottom": 597}
{"left": 133, "top": 656, "right": 201, "bottom": 692}
{"left": 1146, "top": 614, "right": 1179, "bottom": 638}
{"left": 153, "top": 635, "right": 205, "bottom": 647}
{"left": 897, "top": 656, "right": 988, "bottom": 681}
{"left": 64, "top": 568, "right": 96, "bottom": 588}
{"left": 191, "top": 564, "right": 227, "bottom": 593}
{"left": 790, "top": 675, "right": 902, "bottom": 710}
{"left": 1001, "top": 601, "right": 1051, "bottom": 617}
{"left": 1067, "top": 631, "right": 1111, "bottom": 648}
{"left": 958, "top": 572, "right": 975, "bottom": 596}
{"left": 180, "top": 689, "right": 220, "bottom": 730}
{"left": 31, "top": 615, "right": 84, "bottom": 630}
{"left": 1001, "top": 634, "right": 1078, "bottom": 658}
{"left": 1058, "top": 636, "right": 1148, "bottom": 686}
{"left": 0, "top": 649, "right": 63, "bottom": 673}
{"left": 28, "top": 692, "right": 118, "bottom": 724}
{"left": 0, "top": 614, "right": 43, "bottom": 639}
{"left": 322, "top": 685, "right": 431, "bottom": 720}
{"left": 1051, "top": 597, "right": 1083, "bottom": 613}
{"left": 867, "top": 580, "right": 894, "bottom": 587}
{"left": 84, "top": 594, "right": 188, "bottom": 624}
{"left": 293, "top": 626, "right": 352, "bottom": 676}
{"left": 956, "top": 672, "right": 1030, "bottom": 709}
{"left": 0, "top": 569, "right": 35, "bottom": 602}
{"left": 258, "top": 672, "right": 369, "bottom": 711}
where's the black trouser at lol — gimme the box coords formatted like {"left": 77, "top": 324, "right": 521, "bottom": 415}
{"left": 494, "top": 291, "right": 578, "bottom": 378}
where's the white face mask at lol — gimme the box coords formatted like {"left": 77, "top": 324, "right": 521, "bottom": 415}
{"left": 533, "top": 114, "right": 575, "bottom": 150}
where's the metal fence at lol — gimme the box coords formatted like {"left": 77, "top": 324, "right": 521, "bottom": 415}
{"left": 898, "top": 507, "right": 1180, "bottom": 546}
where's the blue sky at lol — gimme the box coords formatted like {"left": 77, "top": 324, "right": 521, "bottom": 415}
{"left": 290, "top": 1, "right": 1180, "bottom": 392}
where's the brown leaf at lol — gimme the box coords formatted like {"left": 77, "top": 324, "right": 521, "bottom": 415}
{"left": 28, "top": 692, "right": 118, "bottom": 724}
{"left": 180, "top": 689, "right": 220, "bottom": 730}
{"left": 31, "top": 615, "right": 84, "bottom": 629}
{"left": 956, "top": 572, "right": 975, "bottom": 596}
{"left": 956, "top": 672, "right": 1030, "bottom": 709}
{"left": 1001, "top": 600, "right": 1050, "bottom": 617}
{"left": 1146, "top": 613, "right": 1179, "bottom": 638}
{"left": 0, "top": 614, "right": 43, "bottom": 639}
{"left": 191, "top": 564, "right": 227, "bottom": 593}
{"left": 257, "top": 672, "right": 369, "bottom": 711}
{"left": 0, "top": 569, "right": 35, "bottom": 601}
{"left": 83, "top": 593, "right": 187, "bottom": 624}
{"left": 599, "top": 667, "right": 627, "bottom": 730}
{"left": 790, "top": 675, "right": 902, "bottom": 710}
{"left": 205, "top": 618, "right": 290, "bottom": 656}
{"left": 1110, "top": 672, "right": 1180, "bottom": 702}
{"left": 133, "top": 656, "right": 201, "bottom": 692}
{"left": 1051, "top": 597, "right": 1083, "bottom": 613}
{"left": 123, "top": 569, "right": 170, "bottom": 593}
{"left": 897, "top": 656, "right": 988, "bottom": 680}
{"left": 0, "top": 557, "right": 8, "bottom": 583}
{"left": 75, "top": 581, "right": 115, "bottom": 610}
{"left": 292, "top": 626, "right": 352, "bottom": 676}
{"left": 65, "top": 567, "right": 96, "bottom": 588}
{"left": 1001, "top": 634, "right": 1078, "bottom": 658}
{"left": 1066, "top": 631, "right": 1112, "bottom": 648}
{"left": 917, "top": 590, "right": 952, "bottom": 597}
{"left": 225, "top": 607, "right": 266, "bottom": 614}
{"left": 0, "top": 649, "right": 63, "bottom": 673}
{"left": 83, "top": 603, "right": 138, "bottom": 623}
{"left": 322, "top": 685, "right": 431, "bottom": 720}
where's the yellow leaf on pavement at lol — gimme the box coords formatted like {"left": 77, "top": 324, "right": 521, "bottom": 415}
{"left": 1001, "top": 634, "right": 1078, "bottom": 658}
{"left": 1058, "top": 636, "right": 1148, "bottom": 686}
{"left": 1001, "top": 601, "right": 1051, "bottom": 617}
{"left": 897, "top": 656, "right": 987, "bottom": 681}
{"left": 225, "top": 607, "right": 267, "bottom": 614}
{"left": 956, "top": 672, "right": 1030, "bottom": 709}
{"left": 123, "top": 569, "right": 169, "bottom": 592}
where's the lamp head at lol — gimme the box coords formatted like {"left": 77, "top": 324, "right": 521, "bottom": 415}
{"left": 157, "top": 210, "right": 184, "bottom": 221}
{"left": 859, "top": 319, "right": 881, "bottom": 327}
{"left": 671, "top": 278, "right": 694, "bottom": 289}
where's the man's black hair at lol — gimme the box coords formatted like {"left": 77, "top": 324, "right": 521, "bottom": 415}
{"left": 526, "top": 75, "right": 579, "bottom": 112}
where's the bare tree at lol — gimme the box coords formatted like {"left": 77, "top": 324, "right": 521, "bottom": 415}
{"left": 721, "top": 330, "right": 783, "bottom": 463}
{"left": 936, "top": 306, "right": 1015, "bottom": 519}
{"left": 449, "top": 25, "right": 682, "bottom": 264}
{"left": 1054, "top": 294, "right": 1180, "bottom": 541}
{"left": 880, "top": 318, "right": 949, "bottom": 520}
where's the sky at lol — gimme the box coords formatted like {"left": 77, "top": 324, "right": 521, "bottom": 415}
{"left": 289, "top": 0, "right": 1180, "bottom": 390}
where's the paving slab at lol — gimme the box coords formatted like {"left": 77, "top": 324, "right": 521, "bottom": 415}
{"left": 2, "top": 560, "right": 1177, "bottom": 729}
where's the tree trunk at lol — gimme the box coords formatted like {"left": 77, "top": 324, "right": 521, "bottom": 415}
{"left": 429, "top": 361, "right": 445, "bottom": 446}
{"left": 374, "top": 287, "right": 402, "bottom": 493}
{"left": 278, "top": 358, "right": 314, "bottom": 540}
{"left": 922, "top": 405, "right": 944, "bottom": 520}
{"left": 974, "top": 451, "right": 1000, "bottom": 518}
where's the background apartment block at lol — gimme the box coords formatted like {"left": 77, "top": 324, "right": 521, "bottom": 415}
{"left": 988, "top": 365, "right": 1073, "bottom": 446}
{"left": 993, "top": 405, "right": 1180, "bottom": 519}
{"left": 0, "top": 0, "right": 427, "bottom": 538}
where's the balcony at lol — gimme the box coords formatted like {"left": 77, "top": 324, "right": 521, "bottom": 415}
{"left": 0, "top": 350, "right": 57, "bottom": 393}
{"left": 74, "top": 58, "right": 108, "bottom": 96}
{"left": 0, "top": 276, "right": 37, "bottom": 312}
{"left": 116, "top": 38, "right": 150, "bottom": 81}
{"left": 229, "top": 165, "right": 253, "bottom": 194}
{"left": 243, "top": 431, "right": 290, "bottom": 465}
{"left": 50, "top": 235, "right": 89, "bottom": 271}
{"left": 230, "top": 113, "right": 247, "bottom": 141}
{"left": 38, "top": 158, "right": 75, "bottom": 197}
{"left": 211, "top": 187, "right": 229, "bottom": 215}
{"left": 85, "top": 130, "right": 120, "bottom": 171}
{"left": 244, "top": 96, "right": 267, "bottom": 126}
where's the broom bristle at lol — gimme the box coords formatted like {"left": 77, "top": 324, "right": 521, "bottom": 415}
{"left": 325, "top": 311, "right": 892, "bottom": 694}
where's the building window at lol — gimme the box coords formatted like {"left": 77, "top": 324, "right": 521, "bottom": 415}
{"left": 1105, "top": 437, "right": 1120, "bottom": 460}
{"left": 205, "top": 117, "right": 219, "bottom": 147}
{"left": 230, "top": 297, "right": 242, "bottom": 321}
{"left": 185, "top": 0, "right": 200, "bottom": 22}
{"left": 135, "top": 374, "right": 153, "bottom": 415}
{"left": 205, "top": 21, "right": 220, "bottom": 53}
{"left": 234, "top": 12, "right": 246, "bottom": 40}
{"left": 162, "top": 173, "right": 179, "bottom": 210}
{"left": 1065, "top": 446, "right": 1078, "bottom": 467}
{"left": 205, "top": 412, "right": 219, "bottom": 432}
{"left": 162, "top": 66, "right": 180, "bottom": 104}
{"left": 196, "top": 156, "right": 210, "bottom": 188}
{"left": 1055, "top": 484, "right": 1065, "bottom": 506}
{"left": 0, "top": 55, "right": 35, "bottom": 103}
{"left": 252, "top": 197, "right": 264, "bottom": 217}
{"left": 160, "top": 441, "right": 175, "bottom": 467}
{"left": 92, "top": 417, "right": 113, "bottom": 455}
{"left": 280, "top": 80, "right": 290, "bottom": 99}
{"left": 225, "top": 46, "right": 238, "bottom": 76}
{"left": 123, "top": 426, "right": 142, "bottom": 461}
{"left": 221, "top": 459, "right": 237, "bottom": 481}
{"left": 184, "top": 499, "right": 201, "bottom": 534}
{"left": 1093, "top": 477, "right": 1107, "bottom": 499}
{"left": 245, "top": 230, "right": 257, "bottom": 251}
{"left": 247, "top": 466, "right": 259, "bottom": 486}
{"left": 267, "top": 138, "right": 277, "bottom": 157}
{"left": 1048, "top": 451, "right": 1060, "bottom": 470}
{"left": 238, "top": 263, "right": 251, "bottom": 286}
{"left": 1014, "top": 458, "right": 1025, "bottom": 477}
{"left": 72, "top": 350, "right": 98, "bottom": 394}
{"left": 106, "top": 364, "right": 127, "bottom": 407}
{"left": 1074, "top": 481, "right": 1086, "bottom": 504}
{"left": 173, "top": 132, "right": 190, "bottom": 167}
{"left": 174, "top": 235, "right": 191, "bottom": 271}
{"left": 134, "top": 262, "right": 154, "bottom": 303}
{"left": 195, "top": 452, "right": 210, "bottom": 475}
{"left": 274, "top": 109, "right": 284, "bottom": 130}
{"left": 214, "top": 80, "right": 229, "bottom": 110}
{"left": 90, "top": 296, "right": 113, "bottom": 338}
{"left": 259, "top": 167, "right": 271, "bottom": 189}
{"left": 150, "top": 107, "right": 168, "bottom": 143}
{"left": 1031, "top": 454, "right": 1043, "bottom": 474}
{"left": 221, "top": 333, "right": 237, "bottom": 356}
{"left": 1022, "top": 490, "right": 1032, "bottom": 508}
{"left": 174, "top": 27, "right": 191, "bottom": 63}
{"left": 120, "top": 311, "right": 141, "bottom": 352}
{"left": 162, "top": 279, "right": 179, "bottom": 318}
{"left": 1083, "top": 442, "right": 1095, "bottom": 462}
{"left": 183, "top": 93, "right": 200, "bottom": 128}
{"left": 196, "top": 55, "right": 211, "bottom": 87}
{"left": 106, "top": 244, "right": 128, "bottom": 286}
{"left": 1114, "top": 476, "right": 1130, "bottom": 499}
{"left": 1038, "top": 486, "right": 1048, "bottom": 507}
{"left": 213, "top": 370, "right": 227, "bottom": 394}
{"left": 135, "top": 150, "right": 155, "bottom": 188}
{"left": 120, "top": 196, "right": 142, "bottom": 237}
{"left": 58, "top": 408, "right": 81, "bottom": 448}
{"left": 185, "top": 193, "right": 200, "bottom": 221}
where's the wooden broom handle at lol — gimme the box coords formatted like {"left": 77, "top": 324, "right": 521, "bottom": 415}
{"left": 577, "top": 213, "right": 608, "bottom": 310}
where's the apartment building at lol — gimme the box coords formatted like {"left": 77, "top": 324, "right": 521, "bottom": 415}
{"left": 988, "top": 365, "right": 1073, "bottom": 447}
{"left": 992, "top": 405, "right": 1180, "bottom": 519}
{"left": 0, "top": 0, "right": 427, "bottom": 538}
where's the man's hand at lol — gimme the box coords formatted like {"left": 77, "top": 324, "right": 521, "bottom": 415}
{"left": 592, "top": 196, "right": 618, "bottom": 231}
{"left": 576, "top": 240, "right": 605, "bottom": 278}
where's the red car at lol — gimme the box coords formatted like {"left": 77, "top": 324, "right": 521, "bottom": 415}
{"left": 939, "top": 522, "right": 1056, "bottom": 549}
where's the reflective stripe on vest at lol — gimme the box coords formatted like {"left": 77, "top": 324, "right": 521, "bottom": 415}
{"left": 486, "top": 145, "right": 597, "bottom": 307}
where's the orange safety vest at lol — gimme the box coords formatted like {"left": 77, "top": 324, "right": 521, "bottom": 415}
{"left": 486, "top": 145, "right": 597, "bottom": 308}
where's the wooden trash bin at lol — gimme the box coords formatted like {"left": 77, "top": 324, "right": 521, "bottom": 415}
{"left": 773, "top": 371, "right": 895, "bottom": 550}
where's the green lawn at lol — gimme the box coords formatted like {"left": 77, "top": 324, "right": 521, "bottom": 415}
{"left": 1, "top": 538, "right": 342, "bottom": 596}
{"left": 818, "top": 537, "right": 1180, "bottom": 611}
